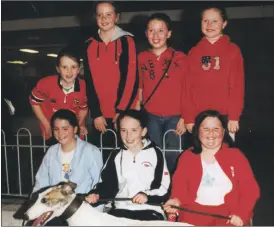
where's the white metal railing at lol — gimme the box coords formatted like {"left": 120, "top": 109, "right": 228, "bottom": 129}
{"left": 1, "top": 128, "right": 183, "bottom": 198}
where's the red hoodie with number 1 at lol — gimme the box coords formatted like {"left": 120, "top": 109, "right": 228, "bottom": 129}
{"left": 184, "top": 35, "right": 244, "bottom": 124}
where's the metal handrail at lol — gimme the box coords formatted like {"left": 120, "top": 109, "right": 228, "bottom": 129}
{"left": 1, "top": 128, "right": 183, "bottom": 198}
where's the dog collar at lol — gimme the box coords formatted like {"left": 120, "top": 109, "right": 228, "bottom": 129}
{"left": 60, "top": 196, "right": 83, "bottom": 220}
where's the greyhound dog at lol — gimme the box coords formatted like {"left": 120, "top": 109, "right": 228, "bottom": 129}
{"left": 24, "top": 182, "right": 192, "bottom": 226}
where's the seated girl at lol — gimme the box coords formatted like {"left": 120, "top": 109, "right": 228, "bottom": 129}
{"left": 163, "top": 110, "right": 260, "bottom": 226}
{"left": 86, "top": 110, "right": 170, "bottom": 221}
{"left": 32, "top": 109, "right": 103, "bottom": 225}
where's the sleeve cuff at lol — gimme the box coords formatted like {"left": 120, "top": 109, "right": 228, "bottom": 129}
{"left": 229, "top": 208, "right": 252, "bottom": 223}
{"left": 228, "top": 114, "right": 240, "bottom": 121}
{"left": 115, "top": 108, "right": 124, "bottom": 114}
{"left": 89, "top": 110, "right": 103, "bottom": 119}
{"left": 184, "top": 117, "right": 194, "bottom": 124}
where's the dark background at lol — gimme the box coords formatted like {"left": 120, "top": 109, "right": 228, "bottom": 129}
{"left": 2, "top": 1, "right": 274, "bottom": 138}
{"left": 1, "top": 1, "right": 274, "bottom": 225}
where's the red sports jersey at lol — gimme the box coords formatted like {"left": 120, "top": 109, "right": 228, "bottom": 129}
{"left": 138, "top": 47, "right": 188, "bottom": 118}
{"left": 185, "top": 35, "right": 244, "bottom": 123}
{"left": 30, "top": 75, "right": 87, "bottom": 139}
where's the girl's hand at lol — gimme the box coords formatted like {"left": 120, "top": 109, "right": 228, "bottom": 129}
{"left": 43, "top": 122, "right": 52, "bottom": 138}
{"left": 228, "top": 120, "right": 239, "bottom": 133}
{"left": 175, "top": 118, "right": 186, "bottom": 135}
{"left": 135, "top": 88, "right": 143, "bottom": 111}
{"left": 113, "top": 113, "right": 120, "bottom": 130}
{"left": 80, "top": 126, "right": 88, "bottom": 136}
{"left": 162, "top": 198, "right": 181, "bottom": 215}
{"left": 85, "top": 194, "right": 99, "bottom": 204}
{"left": 94, "top": 116, "right": 107, "bottom": 133}
{"left": 135, "top": 100, "right": 141, "bottom": 111}
{"left": 228, "top": 215, "right": 243, "bottom": 226}
{"left": 185, "top": 123, "right": 194, "bottom": 133}
{"left": 132, "top": 193, "right": 148, "bottom": 204}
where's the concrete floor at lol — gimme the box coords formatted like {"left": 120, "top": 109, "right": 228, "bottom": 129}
{"left": 1, "top": 199, "right": 25, "bottom": 226}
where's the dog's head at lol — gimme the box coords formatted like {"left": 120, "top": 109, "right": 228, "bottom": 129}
{"left": 25, "top": 182, "right": 77, "bottom": 226}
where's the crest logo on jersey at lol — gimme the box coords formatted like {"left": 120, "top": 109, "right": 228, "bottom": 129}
{"left": 50, "top": 98, "right": 57, "bottom": 103}
{"left": 142, "top": 161, "right": 152, "bottom": 168}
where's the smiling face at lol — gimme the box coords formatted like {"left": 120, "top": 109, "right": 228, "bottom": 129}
{"left": 119, "top": 116, "right": 147, "bottom": 152}
{"left": 199, "top": 116, "right": 225, "bottom": 151}
{"left": 56, "top": 56, "right": 80, "bottom": 87}
{"left": 201, "top": 8, "right": 227, "bottom": 42}
{"left": 53, "top": 119, "right": 78, "bottom": 146}
{"left": 96, "top": 2, "right": 119, "bottom": 32}
{"left": 146, "top": 19, "right": 171, "bottom": 52}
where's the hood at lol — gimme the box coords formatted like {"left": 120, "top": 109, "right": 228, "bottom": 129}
{"left": 197, "top": 35, "right": 230, "bottom": 50}
{"left": 90, "top": 26, "right": 133, "bottom": 42}
{"left": 145, "top": 47, "right": 175, "bottom": 60}
{"left": 86, "top": 26, "right": 133, "bottom": 63}
{"left": 111, "top": 26, "right": 134, "bottom": 41}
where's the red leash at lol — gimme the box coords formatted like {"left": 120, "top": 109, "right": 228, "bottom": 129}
{"left": 170, "top": 205, "right": 230, "bottom": 220}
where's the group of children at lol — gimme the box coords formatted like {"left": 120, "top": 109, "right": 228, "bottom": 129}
{"left": 30, "top": 2, "right": 254, "bottom": 226}
{"left": 30, "top": 1, "right": 244, "bottom": 170}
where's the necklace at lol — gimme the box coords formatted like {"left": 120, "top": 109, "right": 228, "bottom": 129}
{"left": 62, "top": 86, "right": 73, "bottom": 92}
{"left": 61, "top": 82, "right": 74, "bottom": 93}
{"left": 60, "top": 79, "right": 75, "bottom": 93}
{"left": 132, "top": 142, "right": 144, "bottom": 163}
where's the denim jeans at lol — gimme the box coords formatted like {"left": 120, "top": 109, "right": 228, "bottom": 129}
{"left": 147, "top": 112, "right": 184, "bottom": 174}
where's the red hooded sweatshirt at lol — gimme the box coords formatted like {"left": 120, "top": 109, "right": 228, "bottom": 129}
{"left": 84, "top": 26, "right": 138, "bottom": 119}
{"left": 185, "top": 35, "right": 244, "bottom": 123}
{"left": 138, "top": 47, "right": 188, "bottom": 118}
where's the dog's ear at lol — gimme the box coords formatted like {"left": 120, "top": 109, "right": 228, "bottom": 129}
{"left": 61, "top": 182, "right": 77, "bottom": 195}
{"left": 67, "top": 181, "right": 77, "bottom": 190}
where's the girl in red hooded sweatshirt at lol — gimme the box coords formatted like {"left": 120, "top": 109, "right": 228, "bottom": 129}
{"left": 83, "top": 1, "right": 138, "bottom": 161}
{"left": 184, "top": 6, "right": 245, "bottom": 141}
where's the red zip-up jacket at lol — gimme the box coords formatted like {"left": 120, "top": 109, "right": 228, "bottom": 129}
{"left": 171, "top": 146, "right": 260, "bottom": 223}
{"left": 138, "top": 48, "right": 188, "bottom": 118}
{"left": 84, "top": 26, "right": 138, "bottom": 119}
{"left": 185, "top": 35, "right": 244, "bottom": 123}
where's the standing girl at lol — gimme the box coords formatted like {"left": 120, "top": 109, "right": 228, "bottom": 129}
{"left": 30, "top": 46, "right": 88, "bottom": 144}
{"left": 138, "top": 13, "right": 188, "bottom": 173}
{"left": 185, "top": 6, "right": 245, "bottom": 139}
{"left": 86, "top": 110, "right": 170, "bottom": 221}
{"left": 83, "top": 1, "right": 138, "bottom": 161}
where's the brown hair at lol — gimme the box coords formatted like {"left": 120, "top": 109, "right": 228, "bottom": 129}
{"left": 201, "top": 6, "right": 228, "bottom": 22}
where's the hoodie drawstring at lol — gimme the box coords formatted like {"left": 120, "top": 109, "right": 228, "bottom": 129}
{"left": 97, "top": 43, "right": 100, "bottom": 60}
{"left": 96, "top": 40, "right": 118, "bottom": 64}
{"left": 115, "top": 40, "right": 118, "bottom": 64}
